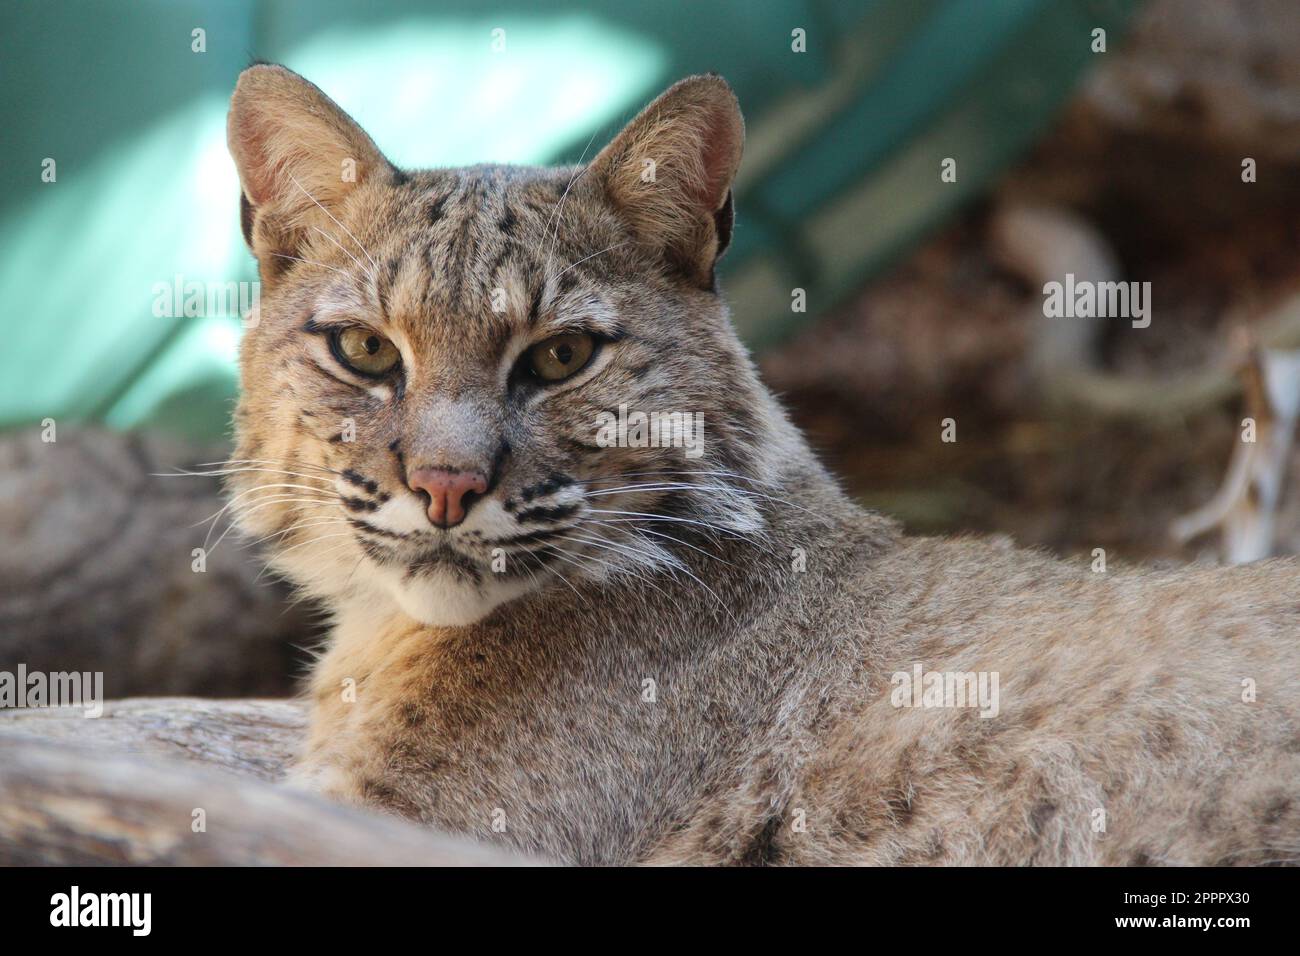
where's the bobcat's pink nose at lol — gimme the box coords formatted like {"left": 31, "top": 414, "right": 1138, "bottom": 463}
{"left": 407, "top": 467, "right": 489, "bottom": 528}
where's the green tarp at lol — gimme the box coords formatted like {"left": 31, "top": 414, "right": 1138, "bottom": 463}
{"left": 0, "top": 0, "right": 1138, "bottom": 439}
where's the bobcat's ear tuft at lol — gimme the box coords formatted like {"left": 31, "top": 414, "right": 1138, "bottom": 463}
{"left": 586, "top": 74, "right": 744, "bottom": 288}
{"left": 227, "top": 64, "right": 393, "bottom": 277}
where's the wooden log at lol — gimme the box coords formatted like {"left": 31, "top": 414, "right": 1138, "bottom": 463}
{"left": 0, "top": 697, "right": 305, "bottom": 782}
{"left": 0, "top": 428, "right": 316, "bottom": 699}
{"left": 0, "top": 698, "right": 540, "bottom": 866}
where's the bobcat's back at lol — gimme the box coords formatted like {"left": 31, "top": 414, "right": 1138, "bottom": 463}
{"left": 646, "top": 533, "right": 1300, "bottom": 865}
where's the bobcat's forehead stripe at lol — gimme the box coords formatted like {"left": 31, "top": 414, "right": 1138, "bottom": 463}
{"left": 426, "top": 191, "right": 450, "bottom": 223}
{"left": 527, "top": 284, "right": 545, "bottom": 326}
{"left": 498, "top": 205, "right": 518, "bottom": 236}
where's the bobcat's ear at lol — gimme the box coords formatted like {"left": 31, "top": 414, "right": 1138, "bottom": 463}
{"left": 227, "top": 64, "right": 394, "bottom": 278}
{"left": 585, "top": 74, "right": 744, "bottom": 289}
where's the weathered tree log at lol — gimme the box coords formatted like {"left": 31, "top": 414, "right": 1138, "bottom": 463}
{"left": 0, "top": 698, "right": 539, "bottom": 865}
{"left": 0, "top": 427, "right": 317, "bottom": 698}
{"left": 0, "top": 697, "right": 305, "bottom": 782}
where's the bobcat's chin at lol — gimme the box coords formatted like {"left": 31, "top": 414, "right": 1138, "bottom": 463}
{"left": 372, "top": 560, "right": 535, "bottom": 627}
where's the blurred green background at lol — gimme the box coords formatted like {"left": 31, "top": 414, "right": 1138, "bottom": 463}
{"left": 0, "top": 0, "right": 1137, "bottom": 441}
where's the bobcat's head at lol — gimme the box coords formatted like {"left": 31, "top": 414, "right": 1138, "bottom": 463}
{"left": 226, "top": 64, "right": 775, "bottom": 626}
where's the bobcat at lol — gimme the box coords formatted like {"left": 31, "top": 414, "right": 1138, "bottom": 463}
{"left": 225, "top": 64, "right": 1300, "bottom": 865}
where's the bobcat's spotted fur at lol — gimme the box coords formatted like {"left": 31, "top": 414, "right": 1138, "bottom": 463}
{"left": 226, "top": 65, "right": 1300, "bottom": 865}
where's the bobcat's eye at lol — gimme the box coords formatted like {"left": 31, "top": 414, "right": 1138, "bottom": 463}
{"left": 526, "top": 332, "right": 596, "bottom": 382}
{"left": 332, "top": 328, "right": 400, "bottom": 377}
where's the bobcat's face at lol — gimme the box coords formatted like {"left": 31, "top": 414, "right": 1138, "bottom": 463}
{"left": 226, "top": 66, "right": 765, "bottom": 625}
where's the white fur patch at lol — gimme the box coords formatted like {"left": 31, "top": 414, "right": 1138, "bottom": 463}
{"left": 370, "top": 559, "right": 533, "bottom": 627}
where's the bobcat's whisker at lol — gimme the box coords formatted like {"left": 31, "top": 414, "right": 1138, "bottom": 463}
{"left": 581, "top": 482, "right": 735, "bottom": 495}
{"left": 557, "top": 533, "right": 683, "bottom": 601}
{"left": 560, "top": 529, "right": 680, "bottom": 574}
{"left": 195, "top": 496, "right": 332, "bottom": 547}
{"left": 541, "top": 130, "right": 599, "bottom": 274}
{"left": 575, "top": 467, "right": 783, "bottom": 489}
{"left": 161, "top": 466, "right": 338, "bottom": 486}
{"left": 543, "top": 539, "right": 642, "bottom": 589}
{"left": 248, "top": 516, "right": 352, "bottom": 547}
{"left": 287, "top": 171, "right": 381, "bottom": 275}
{"left": 204, "top": 504, "right": 335, "bottom": 556}
{"left": 204, "top": 458, "right": 342, "bottom": 477}
{"left": 552, "top": 241, "right": 630, "bottom": 282}
{"left": 530, "top": 546, "right": 598, "bottom": 610}
{"left": 510, "top": 549, "right": 560, "bottom": 607}
{"left": 561, "top": 531, "right": 737, "bottom": 624}
{"left": 271, "top": 530, "right": 358, "bottom": 558}
{"left": 194, "top": 482, "right": 340, "bottom": 534}
{"left": 206, "top": 494, "right": 340, "bottom": 553}
{"left": 587, "top": 512, "right": 782, "bottom": 562}
{"left": 309, "top": 224, "right": 375, "bottom": 284}
{"left": 585, "top": 508, "right": 758, "bottom": 541}
{"left": 582, "top": 480, "right": 829, "bottom": 524}
{"left": 271, "top": 252, "right": 353, "bottom": 279}
{"left": 340, "top": 553, "right": 368, "bottom": 590}
{"left": 256, "top": 534, "right": 360, "bottom": 583}
{"left": 582, "top": 518, "right": 734, "bottom": 566}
